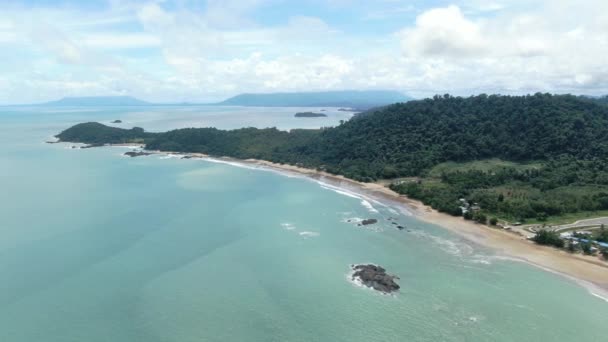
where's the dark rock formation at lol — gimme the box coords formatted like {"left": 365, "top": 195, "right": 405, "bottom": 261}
{"left": 360, "top": 219, "right": 378, "bottom": 226}
{"left": 111, "top": 120, "right": 122, "bottom": 123}
{"left": 351, "top": 264, "right": 400, "bottom": 294}
{"left": 124, "top": 151, "right": 152, "bottom": 157}
{"left": 397, "top": 225, "right": 405, "bottom": 230}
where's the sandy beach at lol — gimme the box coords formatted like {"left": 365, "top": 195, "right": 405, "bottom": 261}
{"left": 236, "top": 158, "right": 608, "bottom": 295}
{"left": 113, "top": 146, "right": 608, "bottom": 295}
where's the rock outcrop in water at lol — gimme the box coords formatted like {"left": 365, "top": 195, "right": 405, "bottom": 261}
{"left": 111, "top": 120, "right": 122, "bottom": 123}
{"left": 124, "top": 151, "right": 152, "bottom": 157}
{"left": 360, "top": 219, "right": 378, "bottom": 226}
{"left": 351, "top": 264, "right": 400, "bottom": 293}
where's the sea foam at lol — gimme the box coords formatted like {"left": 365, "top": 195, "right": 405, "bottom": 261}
{"left": 317, "top": 181, "right": 385, "bottom": 214}
{"left": 280, "top": 223, "right": 296, "bottom": 231}
{"left": 360, "top": 200, "right": 379, "bottom": 213}
{"left": 298, "top": 231, "right": 320, "bottom": 238}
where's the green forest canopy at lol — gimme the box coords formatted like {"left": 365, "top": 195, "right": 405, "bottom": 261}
{"left": 57, "top": 93, "right": 608, "bottom": 222}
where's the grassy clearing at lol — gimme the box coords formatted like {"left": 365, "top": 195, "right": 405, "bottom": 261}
{"left": 525, "top": 210, "right": 608, "bottom": 225}
{"left": 392, "top": 159, "right": 608, "bottom": 226}
{"left": 426, "top": 159, "right": 542, "bottom": 178}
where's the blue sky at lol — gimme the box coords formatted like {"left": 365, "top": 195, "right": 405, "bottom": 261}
{"left": 0, "top": 0, "right": 606, "bottom": 104}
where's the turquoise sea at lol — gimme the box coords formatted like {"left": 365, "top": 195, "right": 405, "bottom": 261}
{"left": 1, "top": 105, "right": 608, "bottom": 341}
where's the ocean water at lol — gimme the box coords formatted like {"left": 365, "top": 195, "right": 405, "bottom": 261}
{"left": 1, "top": 105, "right": 607, "bottom": 341}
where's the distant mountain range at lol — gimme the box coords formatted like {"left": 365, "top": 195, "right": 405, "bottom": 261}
{"left": 36, "top": 91, "right": 410, "bottom": 108}
{"left": 24, "top": 93, "right": 608, "bottom": 108}
{"left": 216, "top": 90, "right": 411, "bottom": 109}
{"left": 42, "top": 96, "right": 151, "bottom": 106}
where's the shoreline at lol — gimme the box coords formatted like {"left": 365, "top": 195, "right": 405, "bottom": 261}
{"left": 233, "top": 158, "right": 608, "bottom": 295}
{"left": 82, "top": 144, "right": 608, "bottom": 296}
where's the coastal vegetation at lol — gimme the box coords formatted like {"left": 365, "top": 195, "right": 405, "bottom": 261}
{"left": 586, "top": 95, "right": 608, "bottom": 106}
{"left": 56, "top": 122, "right": 150, "bottom": 144}
{"left": 532, "top": 230, "right": 565, "bottom": 248}
{"left": 532, "top": 226, "right": 608, "bottom": 256}
{"left": 57, "top": 93, "right": 608, "bottom": 225}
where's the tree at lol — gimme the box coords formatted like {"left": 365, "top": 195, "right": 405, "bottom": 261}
{"left": 473, "top": 212, "right": 487, "bottom": 224}
{"left": 532, "top": 230, "right": 564, "bottom": 248}
{"left": 581, "top": 241, "right": 594, "bottom": 255}
{"left": 567, "top": 241, "right": 579, "bottom": 253}
{"left": 463, "top": 211, "right": 473, "bottom": 220}
{"left": 489, "top": 217, "right": 498, "bottom": 225}
{"left": 601, "top": 247, "right": 608, "bottom": 260}
{"left": 596, "top": 226, "right": 608, "bottom": 243}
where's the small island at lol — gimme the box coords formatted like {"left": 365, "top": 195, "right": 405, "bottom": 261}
{"left": 294, "top": 112, "right": 327, "bottom": 118}
{"left": 111, "top": 120, "right": 122, "bottom": 123}
{"left": 351, "top": 264, "right": 400, "bottom": 294}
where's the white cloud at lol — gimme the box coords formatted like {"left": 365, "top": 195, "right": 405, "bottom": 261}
{"left": 28, "top": 25, "right": 87, "bottom": 64}
{"left": 203, "top": 0, "right": 265, "bottom": 29}
{"left": 81, "top": 33, "right": 162, "bottom": 49}
{"left": 399, "top": 5, "right": 486, "bottom": 57}
{"left": 392, "top": 2, "right": 608, "bottom": 96}
{"left": 1, "top": 0, "right": 608, "bottom": 104}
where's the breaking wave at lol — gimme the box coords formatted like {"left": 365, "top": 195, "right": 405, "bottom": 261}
{"left": 280, "top": 223, "right": 296, "bottom": 231}
{"left": 299, "top": 231, "right": 320, "bottom": 238}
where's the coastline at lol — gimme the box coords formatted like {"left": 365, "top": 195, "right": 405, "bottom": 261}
{"left": 235, "top": 158, "right": 608, "bottom": 295}
{"left": 92, "top": 145, "right": 608, "bottom": 295}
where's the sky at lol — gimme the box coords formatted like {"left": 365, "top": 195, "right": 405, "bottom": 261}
{"left": 0, "top": 0, "right": 606, "bottom": 104}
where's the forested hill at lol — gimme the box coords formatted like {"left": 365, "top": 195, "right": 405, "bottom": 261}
{"left": 307, "top": 93, "right": 608, "bottom": 178}
{"left": 57, "top": 93, "right": 608, "bottom": 181}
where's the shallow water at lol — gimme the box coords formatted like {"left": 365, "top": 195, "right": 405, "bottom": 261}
{"left": 1, "top": 105, "right": 607, "bottom": 341}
